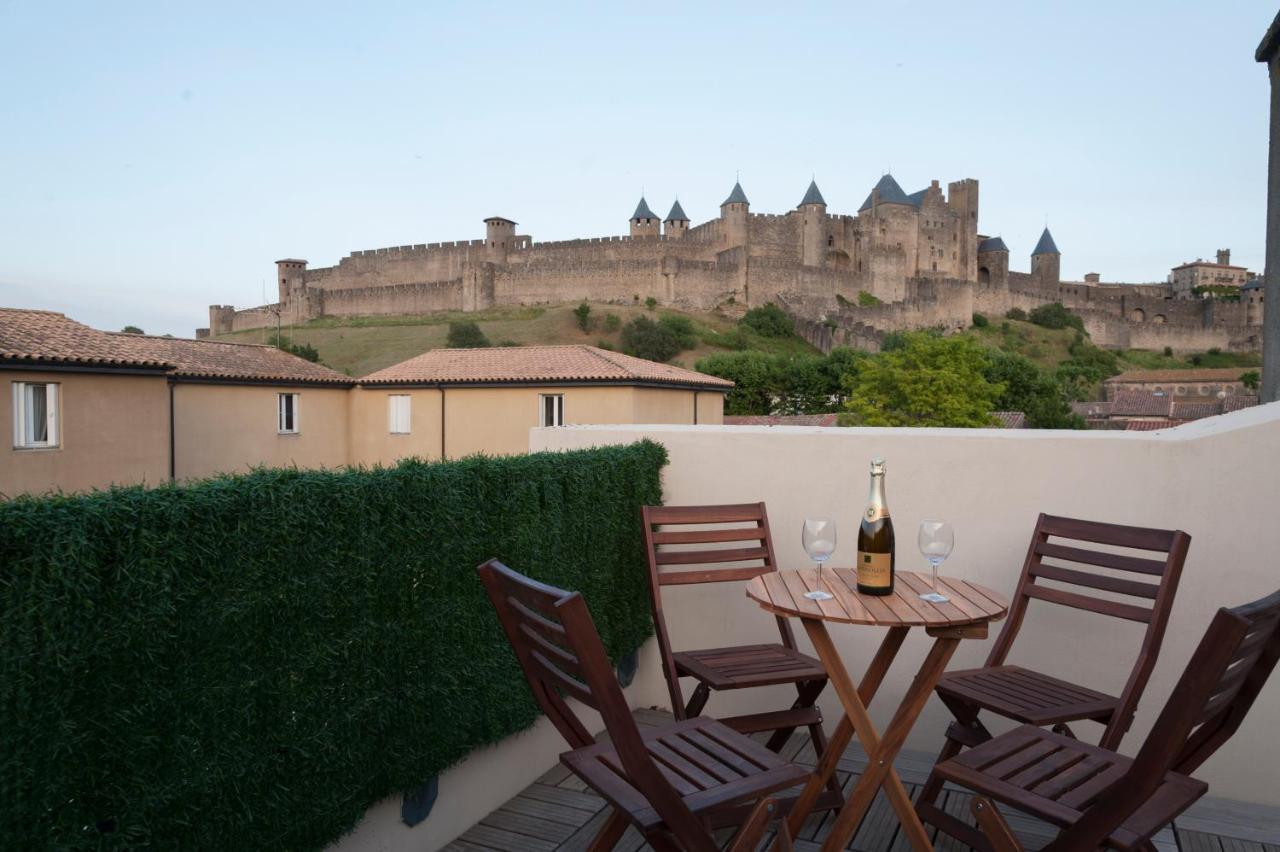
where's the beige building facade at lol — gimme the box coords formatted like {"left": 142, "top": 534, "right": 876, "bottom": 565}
{"left": 1171, "top": 249, "right": 1253, "bottom": 299}
{"left": 2, "top": 311, "right": 729, "bottom": 496}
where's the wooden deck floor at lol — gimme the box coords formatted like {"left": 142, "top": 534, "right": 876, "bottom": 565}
{"left": 443, "top": 708, "right": 1280, "bottom": 851}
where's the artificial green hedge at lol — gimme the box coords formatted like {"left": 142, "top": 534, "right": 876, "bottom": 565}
{"left": 0, "top": 441, "right": 667, "bottom": 849}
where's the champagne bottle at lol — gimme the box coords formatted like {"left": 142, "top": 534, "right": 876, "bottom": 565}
{"left": 857, "top": 458, "right": 895, "bottom": 595}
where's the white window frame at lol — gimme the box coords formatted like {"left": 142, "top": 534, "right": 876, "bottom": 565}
{"left": 278, "top": 392, "right": 300, "bottom": 434}
{"left": 539, "top": 393, "right": 564, "bottom": 427}
{"left": 12, "top": 381, "right": 59, "bottom": 449}
{"left": 388, "top": 394, "right": 411, "bottom": 435}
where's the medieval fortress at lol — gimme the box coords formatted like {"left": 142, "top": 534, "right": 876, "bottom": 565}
{"left": 203, "top": 176, "right": 1264, "bottom": 354}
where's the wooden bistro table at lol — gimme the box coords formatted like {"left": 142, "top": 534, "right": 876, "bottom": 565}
{"left": 746, "top": 567, "right": 1008, "bottom": 852}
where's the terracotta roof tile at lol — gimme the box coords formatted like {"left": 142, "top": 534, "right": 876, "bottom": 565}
{"left": 1106, "top": 368, "right": 1248, "bottom": 383}
{"left": 1125, "top": 420, "right": 1173, "bottom": 431}
{"left": 991, "top": 411, "right": 1027, "bottom": 429}
{"left": 724, "top": 414, "right": 838, "bottom": 426}
{"left": 360, "top": 345, "right": 734, "bottom": 389}
{"left": 1109, "top": 392, "right": 1173, "bottom": 417}
{"left": 1071, "top": 400, "right": 1114, "bottom": 418}
{"left": 1169, "top": 400, "right": 1224, "bottom": 420}
{"left": 104, "top": 333, "right": 353, "bottom": 385}
{"left": 0, "top": 308, "right": 169, "bottom": 369}
{"left": 1223, "top": 395, "right": 1260, "bottom": 412}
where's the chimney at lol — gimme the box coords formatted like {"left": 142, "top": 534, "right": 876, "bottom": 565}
{"left": 1217, "top": 248, "right": 1231, "bottom": 266}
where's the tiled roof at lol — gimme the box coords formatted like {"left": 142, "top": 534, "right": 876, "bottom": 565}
{"left": 631, "top": 196, "right": 657, "bottom": 220}
{"left": 360, "top": 345, "right": 735, "bottom": 389}
{"left": 1223, "top": 395, "right": 1260, "bottom": 412}
{"left": 1170, "top": 400, "right": 1224, "bottom": 420}
{"left": 1242, "top": 279, "right": 1263, "bottom": 291}
{"left": 977, "top": 236, "right": 1009, "bottom": 253}
{"left": 1125, "top": 420, "right": 1172, "bottom": 431}
{"left": 722, "top": 181, "right": 749, "bottom": 206}
{"left": 0, "top": 308, "right": 170, "bottom": 369}
{"left": 724, "top": 414, "right": 838, "bottom": 426}
{"left": 1109, "top": 392, "right": 1173, "bottom": 417}
{"left": 1071, "top": 400, "right": 1114, "bottom": 418}
{"left": 665, "top": 200, "right": 689, "bottom": 222}
{"left": 858, "top": 174, "right": 910, "bottom": 212}
{"left": 798, "top": 180, "right": 826, "bottom": 207}
{"left": 104, "top": 333, "right": 354, "bottom": 385}
{"left": 992, "top": 411, "right": 1026, "bottom": 429}
{"left": 1033, "top": 228, "right": 1060, "bottom": 255}
{"left": 1106, "top": 368, "right": 1248, "bottom": 383}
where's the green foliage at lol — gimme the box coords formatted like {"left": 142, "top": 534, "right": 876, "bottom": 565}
{"left": 879, "top": 331, "right": 909, "bottom": 352}
{"left": 604, "top": 312, "right": 621, "bottom": 332}
{"left": 857, "top": 291, "right": 882, "bottom": 307}
{"left": 1190, "top": 353, "right": 1204, "bottom": 366}
{"left": 1243, "top": 370, "right": 1261, "bottom": 391}
{"left": 573, "top": 301, "right": 591, "bottom": 331}
{"left": 1164, "top": 346, "right": 1173, "bottom": 357}
{"left": 446, "top": 321, "right": 490, "bottom": 348}
{"left": 1028, "top": 302, "right": 1084, "bottom": 331}
{"left": 1191, "top": 284, "right": 1241, "bottom": 301}
{"left": 0, "top": 443, "right": 666, "bottom": 850}
{"left": 596, "top": 339, "right": 615, "bottom": 351}
{"left": 983, "top": 349, "right": 1082, "bottom": 429}
{"left": 836, "top": 294, "right": 851, "bottom": 308}
{"left": 740, "top": 303, "right": 795, "bottom": 338}
{"left": 696, "top": 349, "right": 866, "bottom": 416}
{"left": 1209, "top": 347, "right": 1222, "bottom": 356}
{"left": 644, "top": 296, "right": 658, "bottom": 311}
{"left": 1055, "top": 334, "right": 1121, "bottom": 399}
{"left": 842, "top": 332, "right": 1002, "bottom": 427}
{"left": 971, "top": 313, "right": 989, "bottom": 328}
{"left": 267, "top": 331, "right": 321, "bottom": 363}
{"left": 620, "top": 316, "right": 689, "bottom": 362}
{"left": 658, "top": 314, "right": 698, "bottom": 350}
{"left": 497, "top": 339, "right": 520, "bottom": 347}
{"left": 1005, "top": 307, "right": 1028, "bottom": 321}
{"left": 121, "top": 325, "right": 144, "bottom": 334}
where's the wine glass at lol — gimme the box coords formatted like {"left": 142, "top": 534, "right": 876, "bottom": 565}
{"left": 801, "top": 517, "right": 836, "bottom": 601}
{"left": 918, "top": 519, "right": 954, "bottom": 603}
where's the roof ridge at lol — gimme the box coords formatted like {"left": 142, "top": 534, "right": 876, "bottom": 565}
{"left": 106, "top": 330, "right": 275, "bottom": 349}
{"left": 0, "top": 307, "right": 67, "bottom": 317}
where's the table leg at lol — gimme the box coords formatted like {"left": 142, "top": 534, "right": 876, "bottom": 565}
{"left": 785, "top": 625, "right": 908, "bottom": 837}
{"left": 802, "top": 619, "right": 961, "bottom": 852}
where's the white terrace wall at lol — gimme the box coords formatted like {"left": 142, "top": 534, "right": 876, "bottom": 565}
{"left": 531, "top": 404, "right": 1280, "bottom": 807}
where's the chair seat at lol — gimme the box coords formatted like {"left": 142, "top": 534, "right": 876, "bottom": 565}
{"left": 561, "top": 716, "right": 812, "bottom": 831}
{"left": 673, "top": 643, "right": 826, "bottom": 690}
{"left": 936, "top": 664, "right": 1119, "bottom": 726}
{"left": 932, "top": 725, "right": 1207, "bottom": 850}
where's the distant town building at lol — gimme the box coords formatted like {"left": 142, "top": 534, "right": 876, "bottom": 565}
{"left": 1072, "top": 391, "right": 1258, "bottom": 430}
{"left": 1170, "top": 249, "right": 1253, "bottom": 299}
{"left": 1103, "top": 368, "right": 1254, "bottom": 400}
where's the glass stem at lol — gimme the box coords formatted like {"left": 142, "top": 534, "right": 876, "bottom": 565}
{"left": 932, "top": 562, "right": 940, "bottom": 591}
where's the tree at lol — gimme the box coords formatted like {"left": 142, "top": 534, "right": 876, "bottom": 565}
{"left": 446, "top": 321, "right": 490, "bottom": 348}
{"left": 1028, "top": 302, "right": 1084, "bottom": 331}
{"left": 573, "top": 302, "right": 591, "bottom": 331}
{"left": 121, "top": 325, "right": 144, "bottom": 334}
{"left": 842, "top": 332, "right": 1003, "bottom": 427}
{"left": 1006, "top": 307, "right": 1027, "bottom": 321}
{"left": 1054, "top": 335, "right": 1120, "bottom": 399}
{"left": 741, "top": 303, "right": 795, "bottom": 338}
{"left": 971, "top": 313, "right": 989, "bottom": 328}
{"left": 983, "top": 349, "right": 1082, "bottom": 428}
{"left": 695, "top": 351, "right": 779, "bottom": 415}
{"left": 1242, "top": 370, "right": 1261, "bottom": 391}
{"left": 696, "top": 349, "right": 866, "bottom": 416}
{"left": 620, "top": 316, "right": 686, "bottom": 362}
{"left": 266, "top": 331, "right": 321, "bottom": 363}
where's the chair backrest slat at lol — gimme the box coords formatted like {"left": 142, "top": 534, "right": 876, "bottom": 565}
{"left": 1057, "top": 588, "right": 1280, "bottom": 851}
{"left": 477, "top": 558, "right": 718, "bottom": 849}
{"left": 987, "top": 513, "right": 1190, "bottom": 750}
{"left": 1023, "top": 584, "right": 1154, "bottom": 623}
{"left": 641, "top": 502, "right": 795, "bottom": 720}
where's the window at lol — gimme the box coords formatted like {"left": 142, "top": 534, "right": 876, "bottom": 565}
{"left": 388, "top": 394, "right": 411, "bottom": 434}
{"left": 12, "top": 382, "right": 58, "bottom": 448}
{"left": 540, "top": 393, "right": 563, "bottom": 427}
{"left": 278, "top": 393, "right": 299, "bottom": 434}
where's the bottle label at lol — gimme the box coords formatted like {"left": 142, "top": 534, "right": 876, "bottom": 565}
{"left": 857, "top": 551, "right": 892, "bottom": 588}
{"left": 865, "top": 504, "right": 890, "bottom": 522}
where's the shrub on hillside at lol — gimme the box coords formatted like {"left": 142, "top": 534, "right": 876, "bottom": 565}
{"left": 573, "top": 302, "right": 591, "bottom": 331}
{"left": 1028, "top": 302, "right": 1084, "bottom": 331}
{"left": 858, "top": 291, "right": 882, "bottom": 307}
{"left": 267, "top": 331, "right": 321, "bottom": 363}
{"left": 644, "top": 296, "right": 658, "bottom": 311}
{"left": 971, "top": 313, "right": 989, "bottom": 328}
{"left": 984, "top": 349, "right": 1082, "bottom": 429}
{"left": 1005, "top": 307, "right": 1027, "bottom": 321}
{"left": 446, "top": 321, "right": 490, "bottom": 348}
{"left": 620, "top": 316, "right": 687, "bottom": 362}
{"left": 741, "top": 303, "right": 795, "bottom": 338}
{"left": 604, "top": 312, "right": 621, "bottom": 332}
{"left": 1243, "top": 370, "right": 1260, "bottom": 391}
{"left": 121, "top": 325, "right": 144, "bottom": 334}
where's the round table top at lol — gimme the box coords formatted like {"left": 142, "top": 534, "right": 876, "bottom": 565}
{"left": 746, "top": 568, "right": 1008, "bottom": 627}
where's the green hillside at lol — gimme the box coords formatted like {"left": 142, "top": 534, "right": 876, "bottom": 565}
{"left": 213, "top": 302, "right": 820, "bottom": 377}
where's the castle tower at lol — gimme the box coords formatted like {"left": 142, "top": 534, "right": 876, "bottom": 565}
{"left": 276, "top": 259, "right": 307, "bottom": 305}
{"left": 720, "top": 180, "right": 750, "bottom": 249}
{"left": 484, "top": 216, "right": 517, "bottom": 262}
{"left": 798, "top": 179, "right": 827, "bottom": 266}
{"left": 630, "top": 197, "right": 660, "bottom": 238}
{"left": 1218, "top": 248, "right": 1232, "bottom": 266}
{"left": 1031, "top": 227, "right": 1061, "bottom": 287}
{"left": 975, "top": 236, "right": 1010, "bottom": 287}
{"left": 947, "top": 179, "right": 979, "bottom": 281}
{"left": 664, "top": 200, "right": 689, "bottom": 240}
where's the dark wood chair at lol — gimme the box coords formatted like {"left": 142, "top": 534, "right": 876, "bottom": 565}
{"left": 930, "top": 586, "right": 1280, "bottom": 851}
{"left": 478, "top": 558, "right": 808, "bottom": 852}
{"left": 916, "top": 513, "right": 1191, "bottom": 844}
{"left": 642, "top": 503, "right": 843, "bottom": 810}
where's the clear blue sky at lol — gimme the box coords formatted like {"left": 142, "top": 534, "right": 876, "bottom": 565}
{"left": 0, "top": 1, "right": 1274, "bottom": 336}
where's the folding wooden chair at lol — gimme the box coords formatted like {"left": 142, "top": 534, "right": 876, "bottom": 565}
{"left": 916, "top": 514, "right": 1190, "bottom": 844}
{"left": 931, "top": 587, "right": 1280, "bottom": 851}
{"left": 642, "top": 503, "right": 844, "bottom": 812}
{"left": 478, "top": 558, "right": 807, "bottom": 851}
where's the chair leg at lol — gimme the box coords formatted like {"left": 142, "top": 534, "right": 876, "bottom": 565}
{"left": 726, "top": 797, "right": 778, "bottom": 852}
{"left": 587, "top": 808, "right": 629, "bottom": 852}
{"left": 971, "top": 797, "right": 1023, "bottom": 852}
{"left": 916, "top": 732, "right": 963, "bottom": 815}
{"left": 684, "top": 682, "right": 711, "bottom": 717}
{"left": 764, "top": 678, "right": 826, "bottom": 752}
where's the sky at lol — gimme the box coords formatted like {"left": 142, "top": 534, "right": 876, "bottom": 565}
{"left": 0, "top": 1, "right": 1275, "bottom": 337}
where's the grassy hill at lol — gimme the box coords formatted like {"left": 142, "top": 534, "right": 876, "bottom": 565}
{"left": 213, "top": 302, "right": 820, "bottom": 377}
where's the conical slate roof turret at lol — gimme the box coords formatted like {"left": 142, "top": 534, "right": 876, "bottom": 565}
{"left": 799, "top": 179, "right": 826, "bottom": 207}
{"left": 977, "top": 236, "right": 1009, "bottom": 253}
{"left": 722, "top": 181, "right": 749, "bottom": 206}
{"left": 1033, "top": 227, "right": 1060, "bottom": 255}
{"left": 631, "top": 196, "right": 657, "bottom": 221}
{"left": 665, "top": 200, "right": 689, "bottom": 222}
{"left": 858, "top": 173, "right": 910, "bottom": 211}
